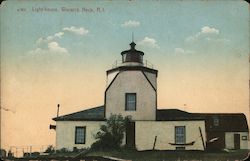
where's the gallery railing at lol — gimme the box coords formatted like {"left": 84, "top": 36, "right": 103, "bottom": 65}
{"left": 111, "top": 60, "right": 154, "bottom": 69}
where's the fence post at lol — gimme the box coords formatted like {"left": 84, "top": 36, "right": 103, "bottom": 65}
{"left": 15, "top": 147, "right": 17, "bottom": 158}
{"left": 30, "top": 146, "right": 32, "bottom": 157}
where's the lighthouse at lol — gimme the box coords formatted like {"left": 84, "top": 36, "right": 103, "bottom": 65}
{"left": 52, "top": 40, "right": 248, "bottom": 151}
{"left": 105, "top": 41, "right": 158, "bottom": 121}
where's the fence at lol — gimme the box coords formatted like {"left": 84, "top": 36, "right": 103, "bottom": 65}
{"left": 7, "top": 145, "right": 52, "bottom": 158}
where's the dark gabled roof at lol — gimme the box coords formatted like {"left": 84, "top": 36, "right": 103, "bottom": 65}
{"left": 156, "top": 109, "right": 204, "bottom": 121}
{"left": 197, "top": 113, "right": 249, "bottom": 132}
{"left": 52, "top": 105, "right": 249, "bottom": 132}
{"left": 53, "top": 106, "right": 105, "bottom": 121}
{"left": 157, "top": 109, "right": 249, "bottom": 132}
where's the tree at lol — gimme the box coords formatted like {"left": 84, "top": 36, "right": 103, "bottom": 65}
{"left": 7, "top": 150, "right": 13, "bottom": 158}
{"left": 91, "top": 114, "right": 130, "bottom": 151}
{"left": 44, "top": 145, "right": 55, "bottom": 154}
{"left": 0, "top": 149, "right": 6, "bottom": 158}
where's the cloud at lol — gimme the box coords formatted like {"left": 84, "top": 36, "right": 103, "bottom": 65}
{"left": 48, "top": 42, "right": 68, "bottom": 54}
{"left": 28, "top": 41, "right": 68, "bottom": 56}
{"left": 121, "top": 20, "right": 140, "bottom": 28}
{"left": 201, "top": 26, "right": 219, "bottom": 34}
{"left": 35, "top": 26, "right": 88, "bottom": 45}
{"left": 36, "top": 37, "right": 48, "bottom": 45}
{"left": 63, "top": 26, "right": 89, "bottom": 35}
{"left": 174, "top": 48, "right": 195, "bottom": 55}
{"left": 28, "top": 48, "right": 45, "bottom": 55}
{"left": 36, "top": 32, "right": 65, "bottom": 45}
{"left": 30, "top": 26, "right": 89, "bottom": 57}
{"left": 138, "top": 37, "right": 159, "bottom": 49}
{"left": 36, "top": 26, "right": 89, "bottom": 45}
{"left": 206, "top": 37, "right": 230, "bottom": 43}
{"left": 186, "top": 26, "right": 220, "bottom": 42}
{"left": 54, "top": 32, "right": 64, "bottom": 38}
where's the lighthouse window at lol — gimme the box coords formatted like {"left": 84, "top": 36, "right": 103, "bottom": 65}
{"left": 175, "top": 126, "right": 186, "bottom": 144}
{"left": 213, "top": 117, "right": 219, "bottom": 126}
{"left": 75, "top": 126, "right": 86, "bottom": 144}
{"left": 122, "top": 54, "right": 125, "bottom": 63}
{"left": 140, "top": 55, "right": 143, "bottom": 63}
{"left": 125, "top": 93, "right": 136, "bottom": 111}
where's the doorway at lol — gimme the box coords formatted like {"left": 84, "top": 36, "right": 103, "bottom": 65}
{"left": 234, "top": 134, "right": 240, "bottom": 149}
{"left": 126, "top": 121, "right": 135, "bottom": 149}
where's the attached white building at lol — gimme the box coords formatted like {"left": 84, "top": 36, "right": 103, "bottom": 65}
{"left": 52, "top": 41, "right": 249, "bottom": 151}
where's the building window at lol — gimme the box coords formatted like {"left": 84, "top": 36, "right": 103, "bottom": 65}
{"left": 213, "top": 117, "right": 219, "bottom": 126}
{"left": 75, "top": 126, "right": 86, "bottom": 144}
{"left": 125, "top": 93, "right": 136, "bottom": 111}
{"left": 242, "top": 136, "right": 248, "bottom": 140}
{"left": 175, "top": 126, "right": 186, "bottom": 144}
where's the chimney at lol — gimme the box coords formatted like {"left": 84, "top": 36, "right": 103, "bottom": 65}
{"left": 57, "top": 104, "right": 60, "bottom": 117}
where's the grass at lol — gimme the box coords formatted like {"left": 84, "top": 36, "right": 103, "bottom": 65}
{"left": 86, "top": 149, "right": 250, "bottom": 161}
{"left": 9, "top": 149, "right": 249, "bottom": 161}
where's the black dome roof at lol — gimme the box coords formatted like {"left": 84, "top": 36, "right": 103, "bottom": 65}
{"left": 121, "top": 42, "right": 144, "bottom": 63}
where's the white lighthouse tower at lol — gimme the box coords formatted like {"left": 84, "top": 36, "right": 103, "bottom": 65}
{"left": 105, "top": 41, "right": 158, "bottom": 121}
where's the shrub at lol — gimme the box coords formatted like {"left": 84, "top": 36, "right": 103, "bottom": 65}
{"left": 7, "top": 150, "right": 14, "bottom": 158}
{"left": 44, "top": 145, "right": 55, "bottom": 154}
{"left": 91, "top": 114, "right": 130, "bottom": 151}
{"left": 56, "top": 148, "right": 70, "bottom": 153}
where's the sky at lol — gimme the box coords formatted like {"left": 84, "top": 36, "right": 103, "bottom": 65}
{"left": 0, "top": 0, "right": 249, "bottom": 152}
